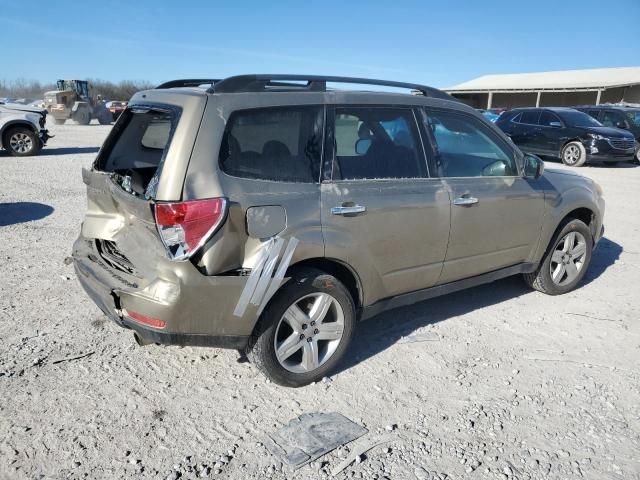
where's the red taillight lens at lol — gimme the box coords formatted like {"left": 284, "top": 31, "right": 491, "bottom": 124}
{"left": 154, "top": 198, "right": 227, "bottom": 261}
{"left": 126, "top": 310, "right": 166, "bottom": 329}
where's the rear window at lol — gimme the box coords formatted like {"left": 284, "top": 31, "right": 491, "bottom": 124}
{"left": 97, "top": 107, "right": 176, "bottom": 196}
{"left": 219, "top": 106, "right": 323, "bottom": 183}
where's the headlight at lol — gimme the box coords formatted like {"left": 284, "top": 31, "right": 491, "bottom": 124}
{"left": 587, "top": 133, "right": 606, "bottom": 140}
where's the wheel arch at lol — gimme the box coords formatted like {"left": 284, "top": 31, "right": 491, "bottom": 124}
{"left": 0, "top": 120, "right": 38, "bottom": 148}
{"left": 287, "top": 257, "right": 363, "bottom": 309}
{"left": 540, "top": 206, "right": 597, "bottom": 263}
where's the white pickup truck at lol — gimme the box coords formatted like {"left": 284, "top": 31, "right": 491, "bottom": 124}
{"left": 0, "top": 102, "right": 51, "bottom": 156}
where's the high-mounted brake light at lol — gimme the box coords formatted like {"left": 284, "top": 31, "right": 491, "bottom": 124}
{"left": 154, "top": 198, "right": 227, "bottom": 261}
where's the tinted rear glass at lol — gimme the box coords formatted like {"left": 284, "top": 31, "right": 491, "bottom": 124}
{"left": 539, "top": 111, "right": 560, "bottom": 127}
{"left": 518, "top": 111, "right": 540, "bottom": 125}
{"left": 219, "top": 106, "right": 323, "bottom": 183}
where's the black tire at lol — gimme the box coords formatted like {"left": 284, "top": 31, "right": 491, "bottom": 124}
{"left": 561, "top": 141, "right": 586, "bottom": 167}
{"left": 97, "top": 110, "right": 112, "bottom": 125}
{"left": 246, "top": 267, "right": 356, "bottom": 387}
{"left": 3, "top": 127, "right": 41, "bottom": 157}
{"left": 53, "top": 118, "right": 66, "bottom": 125}
{"left": 73, "top": 109, "right": 91, "bottom": 125}
{"left": 524, "top": 218, "right": 593, "bottom": 295}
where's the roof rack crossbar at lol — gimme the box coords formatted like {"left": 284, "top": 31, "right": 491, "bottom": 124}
{"left": 156, "top": 79, "right": 221, "bottom": 89}
{"left": 207, "top": 74, "right": 454, "bottom": 100}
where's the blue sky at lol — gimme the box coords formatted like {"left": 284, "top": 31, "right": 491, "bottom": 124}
{"left": 1, "top": 0, "right": 639, "bottom": 88}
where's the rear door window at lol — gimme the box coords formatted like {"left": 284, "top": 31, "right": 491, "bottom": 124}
{"left": 539, "top": 111, "right": 561, "bottom": 127}
{"left": 518, "top": 111, "right": 540, "bottom": 125}
{"left": 219, "top": 106, "right": 323, "bottom": 183}
{"left": 332, "top": 107, "right": 427, "bottom": 180}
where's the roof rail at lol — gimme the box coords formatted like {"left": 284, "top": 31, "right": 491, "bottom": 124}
{"left": 156, "top": 79, "right": 220, "bottom": 89}
{"left": 207, "top": 74, "right": 456, "bottom": 100}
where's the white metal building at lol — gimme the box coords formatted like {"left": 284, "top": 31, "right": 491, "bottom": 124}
{"left": 445, "top": 67, "right": 640, "bottom": 109}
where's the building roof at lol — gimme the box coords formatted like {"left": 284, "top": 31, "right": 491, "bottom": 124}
{"left": 446, "top": 67, "right": 640, "bottom": 93}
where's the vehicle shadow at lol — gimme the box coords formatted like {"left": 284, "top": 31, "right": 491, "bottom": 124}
{"left": 336, "top": 236, "right": 622, "bottom": 373}
{"left": 582, "top": 236, "right": 623, "bottom": 285}
{"left": 39, "top": 147, "right": 100, "bottom": 156}
{"left": 0, "top": 202, "right": 54, "bottom": 226}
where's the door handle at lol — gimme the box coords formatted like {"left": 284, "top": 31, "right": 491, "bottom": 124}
{"left": 453, "top": 196, "right": 479, "bottom": 206}
{"left": 331, "top": 205, "right": 366, "bottom": 215}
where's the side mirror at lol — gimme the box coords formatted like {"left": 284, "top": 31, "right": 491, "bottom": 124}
{"left": 524, "top": 154, "right": 544, "bottom": 179}
{"left": 549, "top": 121, "right": 562, "bottom": 128}
{"left": 616, "top": 121, "right": 628, "bottom": 130}
{"left": 355, "top": 138, "right": 371, "bottom": 155}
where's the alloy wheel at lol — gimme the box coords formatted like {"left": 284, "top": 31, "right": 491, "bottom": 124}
{"left": 9, "top": 132, "right": 33, "bottom": 154}
{"left": 273, "top": 292, "right": 345, "bottom": 374}
{"left": 549, "top": 231, "right": 587, "bottom": 286}
{"left": 563, "top": 145, "right": 581, "bottom": 165}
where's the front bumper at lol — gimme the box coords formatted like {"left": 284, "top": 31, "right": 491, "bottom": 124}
{"left": 583, "top": 138, "right": 635, "bottom": 163}
{"left": 39, "top": 128, "right": 51, "bottom": 145}
{"left": 72, "top": 237, "right": 255, "bottom": 349}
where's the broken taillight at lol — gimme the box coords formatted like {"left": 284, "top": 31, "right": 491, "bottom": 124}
{"left": 154, "top": 198, "right": 227, "bottom": 261}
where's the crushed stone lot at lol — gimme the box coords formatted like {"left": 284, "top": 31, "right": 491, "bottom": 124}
{"left": 1, "top": 121, "right": 639, "bottom": 480}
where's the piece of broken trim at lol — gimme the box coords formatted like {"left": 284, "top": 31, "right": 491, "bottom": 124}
{"left": 264, "top": 412, "right": 367, "bottom": 469}
{"left": 330, "top": 434, "right": 396, "bottom": 476}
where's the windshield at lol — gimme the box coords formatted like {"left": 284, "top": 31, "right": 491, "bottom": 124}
{"left": 625, "top": 110, "right": 640, "bottom": 127}
{"left": 557, "top": 110, "right": 603, "bottom": 127}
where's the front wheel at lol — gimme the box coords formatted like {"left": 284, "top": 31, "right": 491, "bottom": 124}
{"left": 97, "top": 110, "right": 112, "bottom": 125}
{"left": 561, "top": 141, "right": 586, "bottom": 167}
{"left": 246, "top": 268, "right": 356, "bottom": 387}
{"left": 524, "top": 218, "right": 593, "bottom": 295}
{"left": 3, "top": 127, "right": 41, "bottom": 156}
{"left": 72, "top": 109, "right": 91, "bottom": 125}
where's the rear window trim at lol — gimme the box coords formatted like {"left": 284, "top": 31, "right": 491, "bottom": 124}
{"left": 93, "top": 102, "right": 182, "bottom": 199}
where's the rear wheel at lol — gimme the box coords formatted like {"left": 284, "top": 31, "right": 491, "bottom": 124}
{"left": 246, "top": 268, "right": 355, "bottom": 387}
{"left": 561, "top": 141, "right": 586, "bottom": 167}
{"left": 3, "top": 127, "right": 41, "bottom": 156}
{"left": 524, "top": 218, "right": 592, "bottom": 295}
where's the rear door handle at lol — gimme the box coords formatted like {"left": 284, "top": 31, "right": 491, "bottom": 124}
{"left": 331, "top": 205, "right": 366, "bottom": 215}
{"left": 453, "top": 196, "right": 479, "bottom": 206}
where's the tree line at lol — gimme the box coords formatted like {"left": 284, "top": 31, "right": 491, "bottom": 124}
{"left": 0, "top": 78, "right": 155, "bottom": 101}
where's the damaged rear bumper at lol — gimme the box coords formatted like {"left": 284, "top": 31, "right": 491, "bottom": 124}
{"left": 72, "top": 237, "right": 256, "bottom": 349}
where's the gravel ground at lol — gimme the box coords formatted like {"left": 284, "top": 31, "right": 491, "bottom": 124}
{"left": 1, "top": 121, "right": 639, "bottom": 480}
